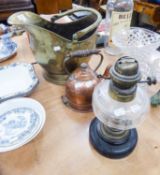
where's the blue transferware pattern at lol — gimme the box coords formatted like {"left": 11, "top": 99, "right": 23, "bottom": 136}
{"left": 0, "top": 36, "right": 17, "bottom": 62}
{"left": 0, "top": 63, "right": 39, "bottom": 102}
{"left": 0, "top": 107, "right": 40, "bottom": 147}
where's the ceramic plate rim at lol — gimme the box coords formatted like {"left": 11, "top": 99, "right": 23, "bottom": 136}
{"left": 0, "top": 41, "right": 17, "bottom": 62}
{"left": 0, "top": 97, "right": 46, "bottom": 152}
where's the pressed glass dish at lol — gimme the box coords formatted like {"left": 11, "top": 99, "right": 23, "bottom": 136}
{"left": 112, "top": 27, "right": 160, "bottom": 55}
{"left": 112, "top": 27, "right": 160, "bottom": 80}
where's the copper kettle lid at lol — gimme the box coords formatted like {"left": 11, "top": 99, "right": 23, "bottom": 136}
{"left": 69, "top": 63, "right": 98, "bottom": 81}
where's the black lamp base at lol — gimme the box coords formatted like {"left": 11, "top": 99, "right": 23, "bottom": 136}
{"left": 89, "top": 118, "right": 138, "bottom": 159}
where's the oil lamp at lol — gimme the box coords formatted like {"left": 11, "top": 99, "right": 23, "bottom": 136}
{"left": 89, "top": 56, "right": 155, "bottom": 159}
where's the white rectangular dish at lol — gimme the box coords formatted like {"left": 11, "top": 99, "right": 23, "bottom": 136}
{"left": 0, "top": 63, "right": 39, "bottom": 102}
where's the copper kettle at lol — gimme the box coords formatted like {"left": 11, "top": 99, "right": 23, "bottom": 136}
{"left": 62, "top": 49, "right": 103, "bottom": 112}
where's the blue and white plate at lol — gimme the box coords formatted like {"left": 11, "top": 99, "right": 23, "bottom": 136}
{"left": 0, "top": 97, "right": 45, "bottom": 152}
{"left": 0, "top": 40, "right": 17, "bottom": 62}
{"left": 0, "top": 63, "right": 39, "bottom": 102}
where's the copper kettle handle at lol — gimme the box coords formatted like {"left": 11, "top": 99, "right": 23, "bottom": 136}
{"left": 64, "top": 49, "right": 103, "bottom": 75}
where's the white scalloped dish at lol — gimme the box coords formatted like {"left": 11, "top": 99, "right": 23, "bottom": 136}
{"left": 0, "top": 63, "right": 39, "bottom": 102}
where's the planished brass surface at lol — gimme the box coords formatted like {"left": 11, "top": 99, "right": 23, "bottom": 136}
{"left": 8, "top": 8, "right": 102, "bottom": 85}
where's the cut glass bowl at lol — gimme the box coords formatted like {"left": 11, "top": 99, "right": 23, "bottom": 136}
{"left": 112, "top": 27, "right": 160, "bottom": 80}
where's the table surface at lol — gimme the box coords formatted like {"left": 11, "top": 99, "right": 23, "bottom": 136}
{"left": 0, "top": 33, "right": 160, "bottom": 175}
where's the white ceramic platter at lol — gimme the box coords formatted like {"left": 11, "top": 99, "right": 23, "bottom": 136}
{"left": 0, "top": 97, "right": 46, "bottom": 152}
{"left": 0, "top": 63, "right": 39, "bottom": 102}
{"left": 0, "top": 41, "right": 17, "bottom": 62}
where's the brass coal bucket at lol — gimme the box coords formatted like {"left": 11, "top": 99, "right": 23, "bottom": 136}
{"left": 8, "top": 7, "right": 102, "bottom": 85}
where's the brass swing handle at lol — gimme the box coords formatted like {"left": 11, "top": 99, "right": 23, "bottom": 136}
{"left": 51, "top": 7, "right": 102, "bottom": 41}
